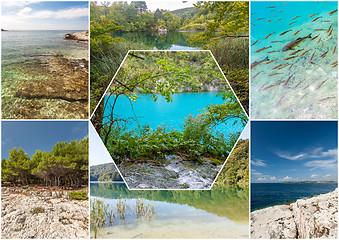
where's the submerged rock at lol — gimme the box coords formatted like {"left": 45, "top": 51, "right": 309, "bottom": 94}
{"left": 10, "top": 54, "right": 88, "bottom": 119}
{"left": 251, "top": 188, "right": 338, "bottom": 239}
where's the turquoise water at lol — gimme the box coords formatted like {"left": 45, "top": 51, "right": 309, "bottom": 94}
{"left": 251, "top": 182, "right": 338, "bottom": 211}
{"left": 115, "top": 31, "right": 200, "bottom": 50}
{"left": 103, "top": 92, "right": 244, "bottom": 135}
{"left": 90, "top": 182, "right": 249, "bottom": 238}
{"left": 251, "top": 1, "right": 338, "bottom": 119}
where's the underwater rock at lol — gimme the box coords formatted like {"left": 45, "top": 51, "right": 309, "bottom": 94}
{"left": 251, "top": 188, "right": 338, "bottom": 239}
{"left": 11, "top": 54, "right": 88, "bottom": 119}
{"left": 15, "top": 57, "right": 88, "bottom": 102}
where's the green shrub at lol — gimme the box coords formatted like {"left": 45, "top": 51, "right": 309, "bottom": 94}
{"left": 68, "top": 190, "right": 88, "bottom": 200}
{"left": 31, "top": 207, "right": 45, "bottom": 215}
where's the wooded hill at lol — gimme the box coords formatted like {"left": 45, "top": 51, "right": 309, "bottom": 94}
{"left": 216, "top": 139, "right": 249, "bottom": 185}
{"left": 90, "top": 162, "right": 123, "bottom": 182}
{"left": 1, "top": 138, "right": 88, "bottom": 187}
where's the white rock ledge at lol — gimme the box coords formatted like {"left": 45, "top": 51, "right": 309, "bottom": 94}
{"left": 251, "top": 188, "right": 338, "bottom": 239}
{"left": 1, "top": 187, "right": 89, "bottom": 239}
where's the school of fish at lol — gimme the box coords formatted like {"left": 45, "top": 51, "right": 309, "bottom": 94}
{"left": 251, "top": 2, "right": 337, "bottom": 118}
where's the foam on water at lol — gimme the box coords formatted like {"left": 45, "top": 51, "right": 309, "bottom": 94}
{"left": 251, "top": 1, "right": 338, "bottom": 119}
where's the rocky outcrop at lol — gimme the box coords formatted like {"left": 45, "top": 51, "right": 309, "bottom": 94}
{"left": 251, "top": 188, "right": 338, "bottom": 239}
{"left": 1, "top": 187, "right": 89, "bottom": 239}
{"left": 119, "top": 155, "right": 222, "bottom": 189}
{"left": 65, "top": 31, "right": 88, "bottom": 41}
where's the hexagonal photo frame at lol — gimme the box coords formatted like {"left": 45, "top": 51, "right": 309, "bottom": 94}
{"left": 91, "top": 50, "right": 248, "bottom": 190}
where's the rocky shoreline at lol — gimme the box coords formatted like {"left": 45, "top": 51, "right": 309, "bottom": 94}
{"left": 65, "top": 31, "right": 88, "bottom": 42}
{"left": 1, "top": 187, "right": 89, "bottom": 239}
{"left": 251, "top": 188, "right": 338, "bottom": 239}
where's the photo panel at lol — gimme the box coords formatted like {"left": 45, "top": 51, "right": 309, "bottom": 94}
{"left": 90, "top": 122, "right": 250, "bottom": 238}
{"left": 250, "top": 121, "right": 338, "bottom": 239}
{"left": 1, "top": 121, "right": 89, "bottom": 239}
{"left": 1, "top": 1, "right": 89, "bottom": 119}
{"left": 250, "top": 1, "right": 338, "bottom": 119}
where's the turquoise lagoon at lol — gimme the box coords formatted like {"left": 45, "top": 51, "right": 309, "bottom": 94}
{"left": 103, "top": 92, "right": 244, "bottom": 135}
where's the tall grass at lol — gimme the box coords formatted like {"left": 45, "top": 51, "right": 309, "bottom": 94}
{"left": 90, "top": 197, "right": 157, "bottom": 238}
{"left": 208, "top": 38, "right": 249, "bottom": 70}
{"left": 135, "top": 198, "right": 157, "bottom": 222}
{"left": 90, "top": 199, "right": 108, "bottom": 239}
{"left": 206, "top": 38, "right": 249, "bottom": 113}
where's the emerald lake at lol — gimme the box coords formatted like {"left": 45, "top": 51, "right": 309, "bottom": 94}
{"left": 115, "top": 31, "right": 201, "bottom": 50}
{"left": 90, "top": 182, "right": 249, "bottom": 238}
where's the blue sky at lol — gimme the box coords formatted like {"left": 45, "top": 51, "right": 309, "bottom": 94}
{"left": 2, "top": 1, "right": 88, "bottom": 30}
{"left": 90, "top": 122, "right": 114, "bottom": 166}
{"left": 251, "top": 121, "right": 338, "bottom": 183}
{"left": 2, "top": 121, "right": 88, "bottom": 158}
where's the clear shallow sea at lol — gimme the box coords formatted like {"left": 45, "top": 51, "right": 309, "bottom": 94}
{"left": 103, "top": 92, "right": 244, "bottom": 135}
{"left": 90, "top": 182, "right": 249, "bottom": 239}
{"left": 2, "top": 30, "right": 88, "bottom": 119}
{"left": 251, "top": 182, "right": 338, "bottom": 211}
{"left": 251, "top": 1, "right": 338, "bottom": 119}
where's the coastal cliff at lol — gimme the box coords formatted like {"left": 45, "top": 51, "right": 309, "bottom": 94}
{"left": 251, "top": 188, "right": 338, "bottom": 239}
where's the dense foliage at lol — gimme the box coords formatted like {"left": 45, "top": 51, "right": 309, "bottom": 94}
{"left": 90, "top": 163, "right": 123, "bottom": 182}
{"left": 105, "top": 116, "right": 240, "bottom": 165}
{"left": 1, "top": 138, "right": 88, "bottom": 187}
{"left": 216, "top": 139, "right": 249, "bottom": 185}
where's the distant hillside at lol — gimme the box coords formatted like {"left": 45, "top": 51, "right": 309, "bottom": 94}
{"left": 90, "top": 163, "right": 123, "bottom": 182}
{"left": 216, "top": 139, "right": 249, "bottom": 185}
{"left": 171, "top": 7, "right": 199, "bottom": 18}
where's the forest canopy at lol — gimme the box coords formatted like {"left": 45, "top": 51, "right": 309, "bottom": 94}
{"left": 1, "top": 138, "right": 89, "bottom": 187}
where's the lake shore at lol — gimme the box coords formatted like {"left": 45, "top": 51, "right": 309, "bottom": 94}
{"left": 1, "top": 186, "right": 89, "bottom": 239}
{"left": 251, "top": 188, "right": 338, "bottom": 239}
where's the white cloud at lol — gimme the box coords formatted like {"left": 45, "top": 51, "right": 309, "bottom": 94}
{"left": 257, "top": 177, "right": 267, "bottom": 182}
{"left": 282, "top": 176, "right": 292, "bottom": 181}
{"left": 304, "top": 159, "right": 337, "bottom": 171}
{"left": 309, "top": 174, "right": 337, "bottom": 181}
{"left": 18, "top": 7, "right": 32, "bottom": 16}
{"left": 251, "top": 159, "right": 267, "bottom": 167}
{"left": 2, "top": 1, "right": 37, "bottom": 7}
{"left": 275, "top": 151, "right": 305, "bottom": 160}
{"left": 15, "top": 7, "right": 88, "bottom": 19}
{"left": 251, "top": 169, "right": 263, "bottom": 175}
{"left": 270, "top": 176, "right": 277, "bottom": 181}
{"left": 275, "top": 147, "right": 338, "bottom": 161}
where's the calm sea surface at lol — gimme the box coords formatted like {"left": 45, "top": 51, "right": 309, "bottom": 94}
{"left": 251, "top": 182, "right": 338, "bottom": 211}
{"left": 2, "top": 30, "right": 88, "bottom": 64}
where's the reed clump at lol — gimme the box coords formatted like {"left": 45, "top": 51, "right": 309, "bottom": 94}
{"left": 135, "top": 198, "right": 156, "bottom": 222}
